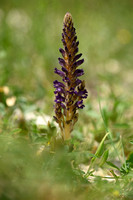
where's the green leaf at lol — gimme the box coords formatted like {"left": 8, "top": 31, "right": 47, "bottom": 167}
{"left": 95, "top": 132, "right": 109, "bottom": 158}
{"left": 106, "top": 161, "right": 120, "bottom": 170}
{"left": 127, "top": 152, "right": 133, "bottom": 167}
{"left": 102, "top": 107, "right": 108, "bottom": 128}
{"left": 114, "top": 123, "right": 129, "bottom": 129}
{"left": 88, "top": 132, "right": 109, "bottom": 172}
{"left": 99, "top": 149, "right": 109, "bottom": 167}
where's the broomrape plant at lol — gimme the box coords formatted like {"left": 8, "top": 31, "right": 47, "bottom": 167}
{"left": 54, "top": 13, "right": 88, "bottom": 140}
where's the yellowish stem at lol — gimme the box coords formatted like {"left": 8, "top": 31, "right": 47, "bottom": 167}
{"left": 64, "top": 108, "right": 73, "bottom": 140}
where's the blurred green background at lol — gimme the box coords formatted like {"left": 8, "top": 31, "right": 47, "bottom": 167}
{"left": 0, "top": 1, "right": 133, "bottom": 199}
{"left": 1, "top": 0, "right": 133, "bottom": 135}
{"left": 1, "top": 0, "right": 133, "bottom": 104}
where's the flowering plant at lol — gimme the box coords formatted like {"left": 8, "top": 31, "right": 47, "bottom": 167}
{"left": 54, "top": 12, "right": 88, "bottom": 140}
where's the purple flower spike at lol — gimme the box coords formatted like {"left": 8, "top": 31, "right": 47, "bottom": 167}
{"left": 53, "top": 12, "right": 88, "bottom": 140}
{"left": 73, "top": 69, "right": 84, "bottom": 77}
{"left": 76, "top": 41, "right": 79, "bottom": 46}
{"left": 76, "top": 100, "right": 85, "bottom": 109}
{"left": 73, "top": 53, "right": 82, "bottom": 62}
{"left": 77, "top": 89, "right": 88, "bottom": 98}
{"left": 53, "top": 80, "right": 65, "bottom": 88}
{"left": 72, "top": 59, "right": 84, "bottom": 69}
{"left": 55, "top": 94, "right": 65, "bottom": 102}
{"left": 72, "top": 79, "right": 82, "bottom": 87}
{"left": 73, "top": 36, "right": 77, "bottom": 42}
{"left": 61, "top": 103, "right": 66, "bottom": 109}
{"left": 58, "top": 58, "right": 66, "bottom": 67}
{"left": 73, "top": 47, "right": 79, "bottom": 55}
{"left": 62, "top": 39, "right": 66, "bottom": 46}
{"left": 54, "top": 87, "right": 65, "bottom": 94}
{"left": 59, "top": 48, "right": 65, "bottom": 57}
{"left": 75, "top": 59, "right": 84, "bottom": 67}
{"left": 54, "top": 68, "right": 65, "bottom": 77}
{"left": 62, "top": 67, "right": 68, "bottom": 74}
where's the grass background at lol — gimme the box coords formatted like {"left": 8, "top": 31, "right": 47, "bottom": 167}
{"left": 1, "top": 0, "right": 133, "bottom": 97}
{"left": 0, "top": 0, "right": 133, "bottom": 199}
{"left": 0, "top": 0, "right": 133, "bottom": 148}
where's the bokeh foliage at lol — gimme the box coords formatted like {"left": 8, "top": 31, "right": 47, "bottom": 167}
{"left": 0, "top": 0, "right": 133, "bottom": 199}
